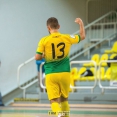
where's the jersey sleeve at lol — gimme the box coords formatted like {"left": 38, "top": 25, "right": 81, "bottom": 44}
{"left": 36, "top": 38, "right": 44, "bottom": 55}
{"left": 69, "top": 34, "right": 81, "bottom": 44}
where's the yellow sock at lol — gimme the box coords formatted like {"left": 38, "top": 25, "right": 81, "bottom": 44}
{"left": 51, "top": 102, "right": 61, "bottom": 116}
{"left": 61, "top": 101, "right": 70, "bottom": 117}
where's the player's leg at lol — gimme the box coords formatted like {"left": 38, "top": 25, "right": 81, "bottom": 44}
{"left": 60, "top": 96, "right": 70, "bottom": 117}
{"left": 59, "top": 72, "right": 70, "bottom": 117}
{"left": 46, "top": 73, "right": 61, "bottom": 116}
{"left": 50, "top": 98, "right": 61, "bottom": 116}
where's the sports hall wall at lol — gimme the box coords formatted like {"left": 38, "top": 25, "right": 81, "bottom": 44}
{"left": 87, "top": 0, "right": 117, "bottom": 23}
{"left": 0, "top": 0, "right": 116, "bottom": 97}
{"left": 0, "top": 0, "right": 86, "bottom": 96}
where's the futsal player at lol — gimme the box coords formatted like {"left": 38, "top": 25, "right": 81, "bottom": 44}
{"left": 35, "top": 17, "right": 85, "bottom": 117}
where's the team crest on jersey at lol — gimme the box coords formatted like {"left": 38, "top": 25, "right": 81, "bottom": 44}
{"left": 70, "top": 35, "right": 75, "bottom": 39}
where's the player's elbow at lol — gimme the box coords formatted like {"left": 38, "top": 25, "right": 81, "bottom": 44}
{"left": 81, "top": 34, "right": 85, "bottom": 40}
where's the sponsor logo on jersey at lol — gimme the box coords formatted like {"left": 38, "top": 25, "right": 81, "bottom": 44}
{"left": 70, "top": 35, "right": 75, "bottom": 39}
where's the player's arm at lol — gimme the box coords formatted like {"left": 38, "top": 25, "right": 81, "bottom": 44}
{"left": 75, "top": 18, "right": 85, "bottom": 41}
{"left": 35, "top": 39, "right": 44, "bottom": 60}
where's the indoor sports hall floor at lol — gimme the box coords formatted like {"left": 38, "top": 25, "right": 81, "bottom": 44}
{"left": 0, "top": 104, "right": 117, "bottom": 117}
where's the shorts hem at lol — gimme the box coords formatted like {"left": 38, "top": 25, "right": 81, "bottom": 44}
{"left": 49, "top": 96, "right": 61, "bottom": 101}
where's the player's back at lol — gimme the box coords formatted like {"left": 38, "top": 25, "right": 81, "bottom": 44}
{"left": 40, "top": 32, "right": 79, "bottom": 75}
{"left": 44, "top": 32, "right": 71, "bottom": 62}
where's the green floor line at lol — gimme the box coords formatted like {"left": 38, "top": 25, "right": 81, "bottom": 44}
{"left": 0, "top": 109, "right": 117, "bottom": 115}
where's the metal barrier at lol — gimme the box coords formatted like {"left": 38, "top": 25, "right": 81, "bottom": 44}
{"left": 39, "top": 62, "right": 46, "bottom": 89}
{"left": 70, "top": 33, "right": 117, "bottom": 61}
{"left": 39, "top": 60, "right": 97, "bottom": 93}
{"left": 99, "top": 60, "right": 117, "bottom": 93}
{"left": 70, "top": 11, "right": 117, "bottom": 59}
{"left": 17, "top": 58, "right": 117, "bottom": 97}
{"left": 70, "top": 61, "right": 97, "bottom": 93}
{"left": 17, "top": 11, "right": 117, "bottom": 98}
{"left": 17, "top": 56, "right": 38, "bottom": 98}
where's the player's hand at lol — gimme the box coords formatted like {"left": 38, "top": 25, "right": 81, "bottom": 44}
{"left": 75, "top": 18, "right": 83, "bottom": 25}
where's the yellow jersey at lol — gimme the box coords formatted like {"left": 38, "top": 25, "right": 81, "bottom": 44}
{"left": 36, "top": 32, "right": 80, "bottom": 75}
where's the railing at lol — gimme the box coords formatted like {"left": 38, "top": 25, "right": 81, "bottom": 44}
{"left": 39, "top": 60, "right": 117, "bottom": 94}
{"left": 17, "top": 56, "right": 38, "bottom": 98}
{"left": 99, "top": 60, "right": 117, "bottom": 94}
{"left": 70, "top": 32, "right": 117, "bottom": 60}
{"left": 39, "top": 62, "right": 46, "bottom": 89}
{"left": 70, "top": 11, "right": 117, "bottom": 58}
{"left": 17, "top": 59, "right": 117, "bottom": 97}
{"left": 39, "top": 60, "right": 97, "bottom": 93}
{"left": 17, "top": 11, "right": 117, "bottom": 98}
{"left": 70, "top": 61, "right": 97, "bottom": 93}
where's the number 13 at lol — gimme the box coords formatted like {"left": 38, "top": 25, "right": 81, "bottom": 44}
{"left": 51, "top": 42, "right": 65, "bottom": 59}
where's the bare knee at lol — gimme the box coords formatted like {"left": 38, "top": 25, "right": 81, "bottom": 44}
{"left": 50, "top": 98, "right": 60, "bottom": 104}
{"left": 60, "top": 96, "right": 68, "bottom": 102}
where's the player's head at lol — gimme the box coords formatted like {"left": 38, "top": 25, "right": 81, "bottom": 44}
{"left": 47, "top": 17, "right": 60, "bottom": 33}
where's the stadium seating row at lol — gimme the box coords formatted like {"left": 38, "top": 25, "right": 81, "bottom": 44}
{"left": 105, "top": 41, "right": 117, "bottom": 54}
{"left": 83, "top": 41, "right": 117, "bottom": 66}
{"left": 70, "top": 41, "right": 117, "bottom": 91}
{"left": 70, "top": 67, "right": 113, "bottom": 81}
{"left": 83, "top": 53, "right": 117, "bottom": 67}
